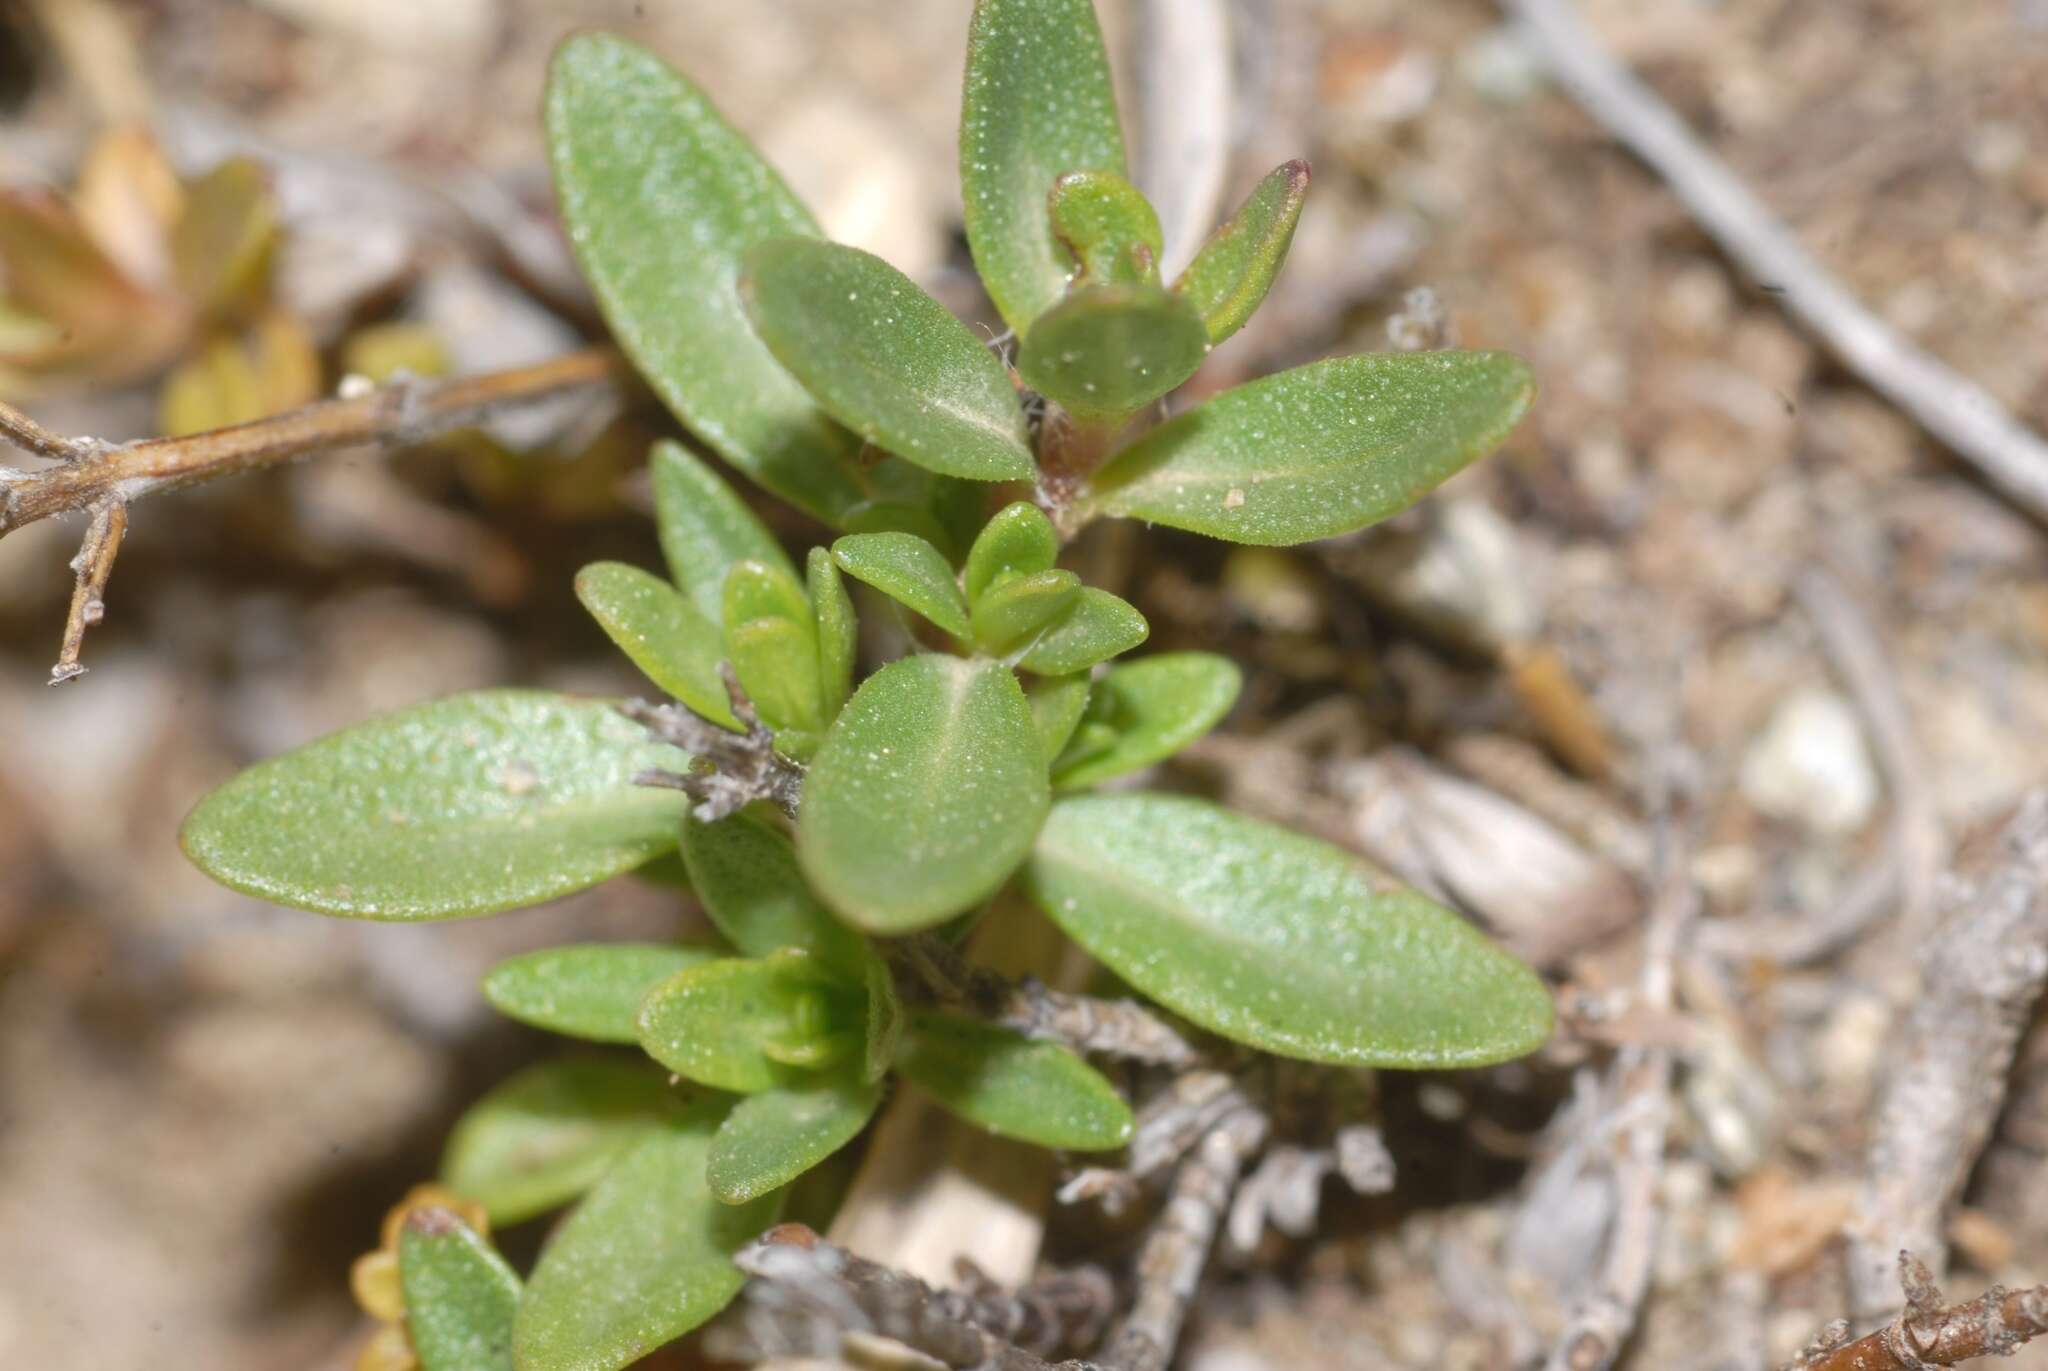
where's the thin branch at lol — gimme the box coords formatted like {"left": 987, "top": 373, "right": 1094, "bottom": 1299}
{"left": 899, "top": 931, "right": 1201, "bottom": 1068}
{"left": 1793, "top": 1253, "right": 2048, "bottom": 1371}
{"left": 1501, "top": 0, "right": 2048, "bottom": 524}
{"left": 1, "top": 348, "right": 623, "bottom": 680}
{"left": 621, "top": 665, "right": 806, "bottom": 823}
{"left": 1846, "top": 792, "right": 2048, "bottom": 1323}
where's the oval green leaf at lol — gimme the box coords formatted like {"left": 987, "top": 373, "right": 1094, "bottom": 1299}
{"left": 1049, "top": 169, "right": 1163, "bottom": 287}
{"left": 514, "top": 1099, "right": 780, "bottom": 1371}
{"left": 798, "top": 654, "right": 1050, "bottom": 933}
{"left": 895, "top": 1011, "right": 1132, "bottom": 1150}
{"left": 964, "top": 500, "right": 1060, "bottom": 603}
{"left": 1017, "top": 283, "right": 1209, "bottom": 420}
{"left": 575, "top": 561, "right": 736, "bottom": 729}
{"left": 830, "top": 532, "right": 971, "bottom": 638}
{"left": 1016, "top": 587, "right": 1148, "bottom": 675}
{"left": 808, "top": 547, "right": 857, "bottom": 719}
{"left": 650, "top": 441, "right": 795, "bottom": 623}
{"left": 727, "top": 617, "right": 824, "bottom": 738}
{"left": 1052, "top": 652, "right": 1240, "bottom": 788}
{"left": 546, "top": 35, "right": 865, "bottom": 522}
{"left": 1086, "top": 351, "right": 1536, "bottom": 545}
{"left": 1172, "top": 160, "right": 1310, "bottom": 345}
{"left": 706, "top": 1072, "right": 885, "bottom": 1205}
{"left": 961, "top": 0, "right": 1127, "bottom": 332}
{"left": 679, "top": 810, "right": 868, "bottom": 975}
{"left": 441, "top": 1058, "right": 681, "bottom": 1226}
{"left": 1027, "top": 792, "right": 1554, "bottom": 1067}
{"left": 483, "top": 943, "right": 720, "bottom": 1044}
{"left": 971, "top": 568, "right": 1082, "bottom": 653}
{"left": 181, "top": 691, "right": 689, "bottom": 921}
{"left": 637, "top": 954, "right": 858, "bottom": 1093}
{"left": 741, "top": 237, "right": 1033, "bottom": 482}
{"left": 1027, "top": 674, "right": 1093, "bottom": 764}
{"left": 399, "top": 1210, "right": 520, "bottom": 1371}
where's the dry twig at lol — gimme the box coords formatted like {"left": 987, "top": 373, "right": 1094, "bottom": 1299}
{"left": 1845, "top": 792, "right": 2048, "bottom": 1323}
{"left": 1793, "top": 1253, "right": 2048, "bottom": 1371}
{"left": 621, "top": 665, "right": 806, "bottom": 823}
{"left": 1502, "top": 0, "right": 2048, "bottom": 524}
{"left": 0, "top": 348, "right": 621, "bottom": 681}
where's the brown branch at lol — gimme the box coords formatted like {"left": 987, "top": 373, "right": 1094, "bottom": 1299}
{"left": 621, "top": 665, "right": 806, "bottom": 823}
{"left": 899, "top": 931, "right": 1201, "bottom": 1068}
{"left": 713, "top": 1223, "right": 1111, "bottom": 1370}
{"left": 1794, "top": 1253, "right": 2048, "bottom": 1371}
{"left": 1845, "top": 792, "right": 2048, "bottom": 1322}
{"left": 1, "top": 348, "right": 623, "bottom": 681}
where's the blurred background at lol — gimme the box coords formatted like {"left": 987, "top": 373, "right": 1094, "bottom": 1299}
{"left": 2, "top": 1, "right": 2046, "bottom": 1368}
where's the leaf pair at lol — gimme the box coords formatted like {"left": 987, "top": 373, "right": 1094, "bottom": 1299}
{"left": 579, "top": 443, "right": 855, "bottom": 752}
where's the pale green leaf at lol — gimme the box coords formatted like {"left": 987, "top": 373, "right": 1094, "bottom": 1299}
{"left": 798, "top": 655, "right": 1049, "bottom": 933}
{"left": 706, "top": 1072, "right": 884, "bottom": 1204}
{"left": 637, "top": 954, "right": 860, "bottom": 1093}
{"left": 1172, "top": 160, "right": 1310, "bottom": 345}
{"left": 741, "top": 237, "right": 1033, "bottom": 482}
{"left": 727, "top": 617, "right": 824, "bottom": 738}
{"left": 1049, "top": 169, "right": 1162, "bottom": 286}
{"left": 546, "top": 35, "right": 865, "bottom": 522}
{"left": 1017, "top": 283, "right": 1209, "bottom": 419}
{"left": 895, "top": 1011, "right": 1132, "bottom": 1150}
{"left": 808, "top": 547, "right": 857, "bottom": 719}
{"left": 574, "top": 562, "right": 736, "bottom": 729}
{"left": 961, "top": 0, "right": 1126, "bottom": 332}
{"left": 1053, "top": 652, "right": 1240, "bottom": 788}
{"left": 679, "top": 810, "right": 868, "bottom": 974}
{"left": 1085, "top": 351, "right": 1535, "bottom": 545}
{"left": 1016, "top": 587, "right": 1147, "bottom": 675}
{"left": 721, "top": 557, "right": 812, "bottom": 629}
{"left": 441, "top": 1059, "right": 680, "bottom": 1227}
{"left": 180, "top": 691, "right": 688, "bottom": 921}
{"left": 649, "top": 441, "right": 795, "bottom": 623}
{"left": 514, "top": 1099, "right": 780, "bottom": 1371}
{"left": 970, "top": 568, "right": 1082, "bottom": 653}
{"left": 399, "top": 1210, "right": 520, "bottom": 1371}
{"left": 963, "top": 500, "right": 1060, "bottom": 603}
{"left": 863, "top": 953, "right": 904, "bottom": 1083}
{"left": 1026, "top": 674, "right": 1093, "bottom": 764}
{"left": 484, "top": 943, "right": 720, "bottom": 1044}
{"left": 830, "top": 532, "right": 971, "bottom": 638}
{"left": 1027, "top": 792, "right": 1555, "bottom": 1067}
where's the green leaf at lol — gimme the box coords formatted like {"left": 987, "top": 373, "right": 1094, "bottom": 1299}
{"left": 483, "top": 943, "right": 719, "bottom": 1044}
{"left": 546, "top": 35, "right": 864, "bottom": 523}
{"left": 1026, "top": 792, "right": 1555, "bottom": 1067}
{"left": 706, "top": 1072, "right": 885, "bottom": 1204}
{"left": 808, "top": 547, "right": 858, "bottom": 719}
{"left": 1049, "top": 169, "right": 1163, "bottom": 287}
{"left": 514, "top": 1099, "right": 780, "bottom": 1371}
{"left": 830, "top": 532, "right": 971, "bottom": 638}
{"left": 971, "top": 568, "right": 1082, "bottom": 653}
{"left": 399, "top": 1210, "right": 520, "bottom": 1371}
{"left": 863, "top": 953, "right": 905, "bottom": 1083}
{"left": 1016, "top": 587, "right": 1147, "bottom": 675}
{"left": 961, "top": 0, "right": 1127, "bottom": 332}
{"left": 1085, "top": 351, "right": 1536, "bottom": 545}
{"left": 721, "top": 557, "right": 812, "bottom": 629}
{"left": 442, "top": 1059, "right": 678, "bottom": 1226}
{"left": 649, "top": 441, "right": 795, "bottom": 623}
{"left": 1052, "top": 652, "right": 1240, "bottom": 788}
{"left": 798, "top": 655, "right": 1050, "bottom": 933}
{"left": 964, "top": 500, "right": 1060, "bottom": 603}
{"left": 180, "top": 691, "right": 688, "bottom": 921}
{"left": 1027, "top": 674, "right": 1093, "bottom": 764}
{"left": 895, "top": 1011, "right": 1132, "bottom": 1150}
{"left": 727, "top": 617, "right": 825, "bottom": 738}
{"left": 679, "top": 810, "right": 869, "bottom": 975}
{"left": 575, "top": 562, "right": 737, "bottom": 730}
{"left": 1172, "top": 160, "right": 1310, "bottom": 345}
{"left": 1017, "top": 283, "right": 1209, "bottom": 419}
{"left": 741, "top": 237, "right": 1033, "bottom": 482}
{"left": 637, "top": 954, "right": 859, "bottom": 1093}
